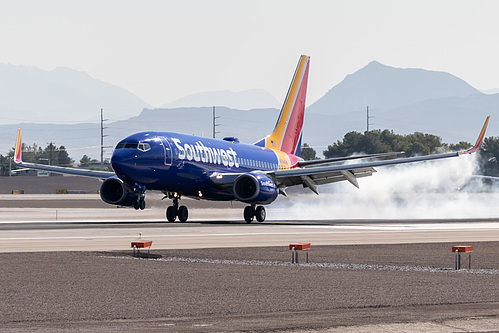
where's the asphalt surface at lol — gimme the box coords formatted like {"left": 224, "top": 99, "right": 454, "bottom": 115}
{"left": 3, "top": 193, "right": 499, "bottom": 331}
{"left": 2, "top": 243, "right": 499, "bottom": 332}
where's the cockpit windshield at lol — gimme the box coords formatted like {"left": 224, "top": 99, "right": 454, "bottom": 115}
{"left": 115, "top": 141, "right": 151, "bottom": 152}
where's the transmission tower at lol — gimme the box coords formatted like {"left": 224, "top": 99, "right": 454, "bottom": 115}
{"left": 213, "top": 106, "right": 220, "bottom": 138}
{"left": 100, "top": 108, "right": 108, "bottom": 168}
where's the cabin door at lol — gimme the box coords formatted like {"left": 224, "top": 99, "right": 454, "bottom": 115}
{"left": 160, "top": 137, "right": 173, "bottom": 166}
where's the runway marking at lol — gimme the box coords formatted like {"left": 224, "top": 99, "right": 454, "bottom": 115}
{"left": 3, "top": 223, "right": 499, "bottom": 241}
{"left": 292, "top": 222, "right": 499, "bottom": 231}
{"left": 0, "top": 230, "right": 381, "bottom": 241}
{"left": 0, "top": 219, "right": 169, "bottom": 224}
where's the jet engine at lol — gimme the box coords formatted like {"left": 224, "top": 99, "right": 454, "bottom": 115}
{"left": 100, "top": 177, "right": 137, "bottom": 206}
{"left": 233, "top": 173, "right": 278, "bottom": 204}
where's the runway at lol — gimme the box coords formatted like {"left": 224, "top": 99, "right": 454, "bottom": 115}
{"left": 3, "top": 195, "right": 499, "bottom": 332}
{"left": 2, "top": 217, "right": 499, "bottom": 252}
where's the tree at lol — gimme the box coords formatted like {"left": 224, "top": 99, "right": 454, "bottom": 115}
{"left": 324, "top": 131, "right": 364, "bottom": 158}
{"left": 42, "top": 142, "right": 57, "bottom": 165}
{"left": 404, "top": 132, "right": 442, "bottom": 156}
{"left": 300, "top": 143, "right": 318, "bottom": 161}
{"left": 324, "top": 130, "right": 445, "bottom": 158}
{"left": 447, "top": 141, "right": 472, "bottom": 152}
{"left": 79, "top": 155, "right": 92, "bottom": 167}
{"left": 479, "top": 136, "right": 499, "bottom": 176}
{"left": 0, "top": 153, "right": 12, "bottom": 176}
{"left": 57, "top": 146, "right": 74, "bottom": 166}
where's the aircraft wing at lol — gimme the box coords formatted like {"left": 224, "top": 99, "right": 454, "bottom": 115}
{"left": 13, "top": 129, "right": 115, "bottom": 179}
{"left": 297, "top": 151, "right": 404, "bottom": 167}
{"left": 273, "top": 151, "right": 458, "bottom": 193}
{"left": 13, "top": 160, "right": 115, "bottom": 179}
{"left": 273, "top": 116, "right": 490, "bottom": 194}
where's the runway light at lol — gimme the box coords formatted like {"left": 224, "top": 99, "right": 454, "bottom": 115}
{"left": 198, "top": 191, "right": 203, "bottom": 197}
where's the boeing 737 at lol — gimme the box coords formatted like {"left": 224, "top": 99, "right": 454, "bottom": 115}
{"left": 13, "top": 55, "right": 490, "bottom": 223}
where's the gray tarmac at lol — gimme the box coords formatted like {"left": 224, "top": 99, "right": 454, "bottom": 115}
{"left": 2, "top": 244, "right": 499, "bottom": 332}
{"left": 3, "top": 194, "right": 499, "bottom": 332}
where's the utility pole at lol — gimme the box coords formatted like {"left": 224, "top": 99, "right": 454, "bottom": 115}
{"left": 100, "top": 108, "right": 108, "bottom": 168}
{"left": 366, "top": 106, "right": 370, "bottom": 132}
{"left": 48, "top": 142, "right": 54, "bottom": 165}
{"left": 212, "top": 106, "right": 220, "bottom": 138}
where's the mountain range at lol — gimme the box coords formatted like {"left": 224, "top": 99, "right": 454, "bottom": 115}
{"left": 0, "top": 64, "right": 149, "bottom": 123}
{"left": 307, "top": 61, "right": 481, "bottom": 114}
{"left": 162, "top": 89, "right": 280, "bottom": 110}
{"left": 0, "top": 61, "right": 497, "bottom": 160}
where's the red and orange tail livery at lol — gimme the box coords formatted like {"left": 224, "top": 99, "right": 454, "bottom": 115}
{"left": 14, "top": 129, "right": 22, "bottom": 164}
{"left": 254, "top": 55, "right": 310, "bottom": 157}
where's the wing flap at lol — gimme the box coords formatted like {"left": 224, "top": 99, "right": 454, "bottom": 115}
{"left": 275, "top": 167, "right": 376, "bottom": 188}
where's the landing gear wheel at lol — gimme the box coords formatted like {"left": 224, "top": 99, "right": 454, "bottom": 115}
{"left": 255, "top": 206, "right": 266, "bottom": 222}
{"left": 178, "top": 205, "right": 188, "bottom": 223}
{"left": 166, "top": 206, "right": 177, "bottom": 223}
{"left": 134, "top": 195, "right": 146, "bottom": 210}
{"left": 244, "top": 206, "right": 255, "bottom": 223}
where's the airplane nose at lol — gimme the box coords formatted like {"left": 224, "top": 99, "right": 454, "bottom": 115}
{"left": 111, "top": 149, "right": 136, "bottom": 179}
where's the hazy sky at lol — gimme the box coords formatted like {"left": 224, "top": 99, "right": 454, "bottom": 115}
{"left": 2, "top": 0, "right": 499, "bottom": 108}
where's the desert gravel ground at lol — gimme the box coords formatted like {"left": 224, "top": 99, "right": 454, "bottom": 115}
{"left": 2, "top": 242, "right": 499, "bottom": 332}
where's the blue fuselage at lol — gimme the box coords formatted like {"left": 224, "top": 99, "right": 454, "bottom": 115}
{"left": 111, "top": 132, "right": 287, "bottom": 201}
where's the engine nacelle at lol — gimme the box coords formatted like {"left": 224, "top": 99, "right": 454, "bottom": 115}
{"left": 233, "top": 173, "right": 278, "bottom": 204}
{"left": 100, "top": 177, "right": 137, "bottom": 206}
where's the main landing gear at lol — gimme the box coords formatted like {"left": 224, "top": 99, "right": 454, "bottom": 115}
{"left": 165, "top": 195, "right": 189, "bottom": 223}
{"left": 133, "top": 193, "right": 146, "bottom": 210}
{"left": 243, "top": 204, "right": 266, "bottom": 223}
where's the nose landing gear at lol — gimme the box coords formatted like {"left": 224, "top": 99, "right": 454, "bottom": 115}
{"left": 164, "top": 194, "right": 189, "bottom": 223}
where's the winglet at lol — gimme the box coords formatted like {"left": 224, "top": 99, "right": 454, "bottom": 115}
{"left": 14, "top": 129, "right": 22, "bottom": 164}
{"left": 461, "top": 116, "right": 490, "bottom": 155}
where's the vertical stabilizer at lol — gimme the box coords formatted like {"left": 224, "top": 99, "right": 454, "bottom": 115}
{"left": 14, "top": 129, "right": 22, "bottom": 164}
{"left": 254, "top": 55, "right": 310, "bottom": 156}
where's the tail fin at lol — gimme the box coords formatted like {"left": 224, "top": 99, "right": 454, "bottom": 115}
{"left": 254, "top": 55, "right": 310, "bottom": 156}
{"left": 14, "top": 129, "right": 22, "bottom": 164}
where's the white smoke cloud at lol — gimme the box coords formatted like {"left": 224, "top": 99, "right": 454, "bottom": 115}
{"left": 270, "top": 154, "right": 499, "bottom": 220}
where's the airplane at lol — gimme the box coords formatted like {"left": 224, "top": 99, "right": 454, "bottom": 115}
{"left": 13, "top": 55, "right": 490, "bottom": 223}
